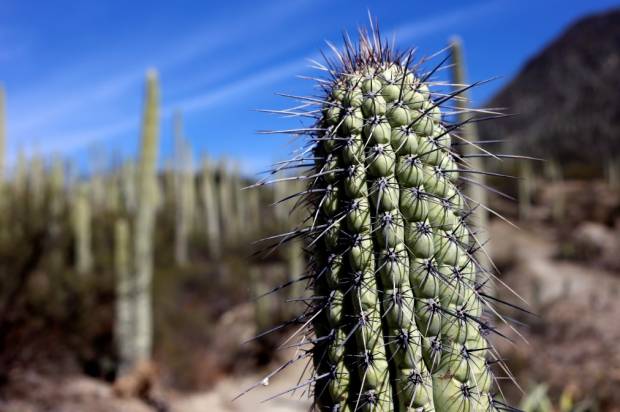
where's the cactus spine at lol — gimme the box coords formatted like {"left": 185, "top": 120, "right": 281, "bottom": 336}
{"left": 133, "top": 70, "right": 160, "bottom": 363}
{"left": 252, "top": 28, "right": 513, "bottom": 412}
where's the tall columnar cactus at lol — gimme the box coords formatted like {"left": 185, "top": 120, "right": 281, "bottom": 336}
{"left": 48, "top": 157, "right": 66, "bottom": 270}
{"left": 49, "top": 157, "right": 65, "bottom": 218}
{"left": 121, "top": 161, "right": 137, "bottom": 213}
{"left": 200, "top": 156, "right": 221, "bottom": 258}
{"left": 449, "top": 38, "right": 489, "bottom": 271}
{"left": 249, "top": 27, "right": 519, "bottom": 412}
{"left": 133, "top": 69, "right": 160, "bottom": 364}
{"left": 173, "top": 112, "right": 195, "bottom": 266}
{"left": 231, "top": 161, "right": 246, "bottom": 239}
{"left": 544, "top": 159, "right": 564, "bottom": 222}
{"left": 114, "top": 217, "right": 134, "bottom": 373}
{"left": 217, "top": 158, "right": 234, "bottom": 245}
{"left": 246, "top": 182, "right": 262, "bottom": 235}
{"left": 14, "top": 150, "right": 27, "bottom": 198}
{"left": 519, "top": 161, "right": 533, "bottom": 221}
{"left": 273, "top": 171, "right": 289, "bottom": 226}
{"left": 89, "top": 150, "right": 106, "bottom": 210}
{"left": 0, "top": 85, "right": 5, "bottom": 184}
{"left": 28, "top": 155, "right": 45, "bottom": 211}
{"left": 607, "top": 158, "right": 619, "bottom": 190}
{"left": 72, "top": 183, "right": 93, "bottom": 275}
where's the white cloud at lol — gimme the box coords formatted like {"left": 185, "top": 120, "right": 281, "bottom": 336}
{"left": 5, "top": 0, "right": 320, "bottom": 154}
{"left": 6, "top": 0, "right": 507, "bottom": 160}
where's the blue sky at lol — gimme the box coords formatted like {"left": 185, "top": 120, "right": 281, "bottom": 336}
{"left": 0, "top": 0, "right": 618, "bottom": 173}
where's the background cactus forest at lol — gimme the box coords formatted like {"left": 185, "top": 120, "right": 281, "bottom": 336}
{"left": 1, "top": 2, "right": 620, "bottom": 412}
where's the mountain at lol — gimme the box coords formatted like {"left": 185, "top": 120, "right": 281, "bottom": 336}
{"left": 478, "top": 8, "right": 620, "bottom": 165}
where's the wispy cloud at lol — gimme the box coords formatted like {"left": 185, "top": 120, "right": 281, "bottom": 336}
{"left": 167, "top": 58, "right": 307, "bottom": 114}
{"left": 6, "top": 0, "right": 508, "bottom": 163}
{"left": 6, "top": 0, "right": 320, "bottom": 155}
{"left": 392, "top": 0, "right": 508, "bottom": 42}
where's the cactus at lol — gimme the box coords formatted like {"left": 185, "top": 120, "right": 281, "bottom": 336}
{"left": 0, "top": 85, "right": 5, "bottom": 184}
{"left": 114, "top": 217, "right": 134, "bottom": 373}
{"left": 606, "top": 158, "right": 620, "bottom": 190}
{"left": 246, "top": 26, "right": 520, "bottom": 412}
{"left": 132, "top": 69, "right": 160, "bottom": 364}
{"left": 520, "top": 384, "right": 552, "bottom": 412}
{"left": 450, "top": 37, "right": 490, "bottom": 272}
{"left": 200, "top": 156, "right": 222, "bottom": 258}
{"left": 120, "top": 161, "right": 137, "bottom": 213}
{"left": 246, "top": 178, "right": 262, "bottom": 236}
{"left": 28, "top": 155, "right": 45, "bottom": 211}
{"left": 217, "top": 158, "right": 234, "bottom": 245}
{"left": 89, "top": 149, "right": 106, "bottom": 210}
{"left": 173, "top": 111, "right": 195, "bottom": 266}
{"left": 72, "top": 183, "right": 93, "bottom": 275}
{"left": 49, "top": 157, "right": 65, "bottom": 218}
{"left": 231, "top": 161, "right": 246, "bottom": 239}
{"left": 250, "top": 265, "right": 272, "bottom": 333}
{"left": 14, "top": 150, "right": 27, "bottom": 198}
{"left": 285, "top": 237, "right": 306, "bottom": 317}
{"left": 519, "top": 161, "right": 533, "bottom": 221}
{"left": 273, "top": 171, "right": 289, "bottom": 226}
{"left": 48, "top": 157, "right": 66, "bottom": 270}
{"left": 544, "top": 159, "right": 564, "bottom": 222}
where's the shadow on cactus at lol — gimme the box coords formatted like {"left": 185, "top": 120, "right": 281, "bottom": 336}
{"left": 240, "top": 21, "right": 531, "bottom": 412}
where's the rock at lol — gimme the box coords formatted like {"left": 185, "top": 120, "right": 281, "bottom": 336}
{"left": 569, "top": 222, "right": 620, "bottom": 270}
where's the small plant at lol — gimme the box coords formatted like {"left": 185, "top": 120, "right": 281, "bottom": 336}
{"left": 245, "top": 22, "right": 524, "bottom": 412}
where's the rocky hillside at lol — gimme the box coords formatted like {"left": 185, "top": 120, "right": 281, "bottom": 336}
{"left": 479, "top": 8, "right": 620, "bottom": 165}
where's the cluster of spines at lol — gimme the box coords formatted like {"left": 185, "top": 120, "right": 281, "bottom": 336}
{"left": 244, "top": 26, "right": 524, "bottom": 412}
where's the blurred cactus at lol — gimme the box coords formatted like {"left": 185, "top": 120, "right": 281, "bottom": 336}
{"left": 230, "top": 161, "right": 245, "bottom": 239}
{"left": 520, "top": 384, "right": 553, "bottom": 412}
{"left": 105, "top": 172, "right": 121, "bottom": 213}
{"left": 606, "top": 158, "right": 619, "bottom": 190}
{"left": 173, "top": 112, "right": 195, "bottom": 266}
{"left": 217, "top": 159, "right": 234, "bottom": 245}
{"left": 246, "top": 182, "right": 261, "bottom": 236}
{"left": 48, "top": 157, "right": 66, "bottom": 269}
{"left": 89, "top": 149, "right": 106, "bottom": 210}
{"left": 0, "top": 85, "right": 5, "bottom": 184}
{"left": 272, "top": 172, "right": 288, "bottom": 226}
{"left": 114, "top": 217, "right": 133, "bottom": 373}
{"left": 14, "top": 150, "right": 27, "bottom": 198}
{"left": 49, "top": 157, "right": 66, "bottom": 218}
{"left": 250, "top": 266, "right": 272, "bottom": 333}
{"left": 132, "top": 69, "right": 160, "bottom": 365}
{"left": 450, "top": 37, "right": 490, "bottom": 272}
{"left": 120, "top": 161, "right": 137, "bottom": 213}
{"left": 72, "top": 184, "right": 93, "bottom": 275}
{"left": 200, "top": 157, "right": 221, "bottom": 258}
{"left": 545, "top": 159, "right": 564, "bottom": 222}
{"left": 28, "top": 155, "right": 45, "bottom": 211}
{"left": 285, "top": 237, "right": 305, "bottom": 317}
{"left": 519, "top": 161, "right": 534, "bottom": 220}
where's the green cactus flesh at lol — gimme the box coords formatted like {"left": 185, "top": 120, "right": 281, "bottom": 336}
{"left": 250, "top": 29, "right": 517, "bottom": 412}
